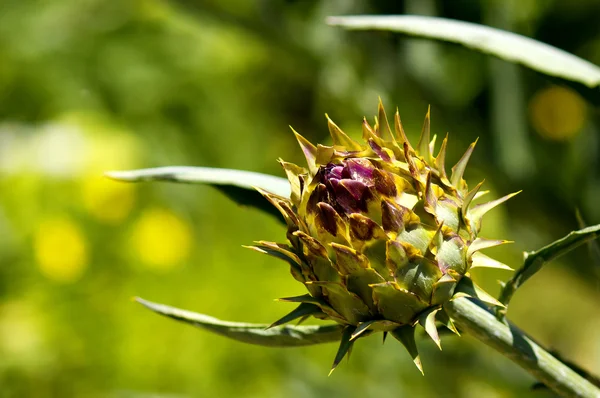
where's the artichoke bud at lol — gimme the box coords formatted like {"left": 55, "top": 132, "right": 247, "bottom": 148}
{"left": 253, "top": 100, "right": 518, "bottom": 373}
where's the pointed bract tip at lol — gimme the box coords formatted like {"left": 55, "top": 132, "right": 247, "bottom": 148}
{"left": 292, "top": 128, "right": 318, "bottom": 173}
{"left": 419, "top": 309, "right": 442, "bottom": 350}
{"left": 417, "top": 106, "right": 432, "bottom": 160}
{"left": 470, "top": 252, "right": 514, "bottom": 271}
{"left": 469, "top": 191, "right": 521, "bottom": 223}
{"left": 454, "top": 278, "right": 506, "bottom": 308}
{"left": 104, "top": 170, "right": 134, "bottom": 181}
{"left": 451, "top": 138, "right": 478, "bottom": 188}
{"left": 329, "top": 327, "right": 355, "bottom": 376}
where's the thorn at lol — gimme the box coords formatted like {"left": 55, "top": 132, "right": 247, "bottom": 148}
{"left": 467, "top": 238, "right": 513, "bottom": 259}
{"left": 391, "top": 326, "right": 424, "bottom": 375}
{"left": 326, "top": 114, "right": 362, "bottom": 150}
{"left": 469, "top": 191, "right": 522, "bottom": 223}
{"left": 329, "top": 326, "right": 355, "bottom": 376}
{"left": 450, "top": 138, "right": 478, "bottom": 188}
{"left": 462, "top": 180, "right": 485, "bottom": 214}
{"left": 417, "top": 105, "right": 431, "bottom": 161}
{"left": 394, "top": 108, "right": 409, "bottom": 145}
{"left": 377, "top": 98, "right": 393, "bottom": 141}
{"left": 418, "top": 308, "right": 442, "bottom": 350}
{"left": 470, "top": 252, "right": 514, "bottom": 271}
{"left": 291, "top": 127, "right": 318, "bottom": 175}
{"left": 434, "top": 134, "right": 449, "bottom": 182}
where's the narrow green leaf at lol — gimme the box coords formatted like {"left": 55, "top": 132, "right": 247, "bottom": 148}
{"left": 497, "top": 224, "right": 600, "bottom": 320}
{"left": 106, "top": 167, "right": 290, "bottom": 221}
{"left": 136, "top": 297, "right": 343, "bottom": 347}
{"left": 327, "top": 15, "right": 600, "bottom": 103}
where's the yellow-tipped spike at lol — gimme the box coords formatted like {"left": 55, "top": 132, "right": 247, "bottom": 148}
{"left": 362, "top": 117, "right": 375, "bottom": 141}
{"left": 377, "top": 97, "right": 394, "bottom": 141}
{"left": 350, "top": 320, "right": 376, "bottom": 341}
{"left": 467, "top": 238, "right": 513, "bottom": 259}
{"left": 326, "top": 114, "right": 362, "bottom": 151}
{"left": 391, "top": 326, "right": 424, "bottom": 375}
{"left": 429, "top": 134, "right": 437, "bottom": 156}
{"left": 469, "top": 191, "right": 522, "bottom": 223}
{"left": 451, "top": 138, "right": 479, "bottom": 188}
{"left": 470, "top": 252, "right": 514, "bottom": 271}
{"left": 462, "top": 180, "right": 485, "bottom": 216}
{"left": 453, "top": 277, "right": 505, "bottom": 308}
{"left": 435, "top": 134, "right": 450, "bottom": 182}
{"left": 278, "top": 159, "right": 305, "bottom": 205}
{"left": 267, "top": 303, "right": 321, "bottom": 329}
{"left": 394, "top": 108, "right": 410, "bottom": 145}
{"left": 418, "top": 308, "right": 441, "bottom": 350}
{"left": 417, "top": 105, "right": 432, "bottom": 161}
{"left": 329, "top": 326, "right": 355, "bottom": 376}
{"left": 291, "top": 127, "right": 318, "bottom": 175}
{"left": 436, "top": 310, "right": 460, "bottom": 336}
{"left": 423, "top": 172, "right": 438, "bottom": 216}
{"left": 473, "top": 190, "right": 490, "bottom": 200}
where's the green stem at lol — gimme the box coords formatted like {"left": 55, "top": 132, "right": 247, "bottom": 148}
{"left": 496, "top": 224, "right": 600, "bottom": 321}
{"left": 445, "top": 298, "right": 600, "bottom": 398}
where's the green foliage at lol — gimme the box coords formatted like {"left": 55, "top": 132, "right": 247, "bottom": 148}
{"left": 135, "top": 297, "right": 344, "bottom": 347}
{"left": 497, "top": 223, "right": 600, "bottom": 319}
{"left": 1, "top": 0, "right": 600, "bottom": 397}
{"left": 327, "top": 15, "right": 600, "bottom": 103}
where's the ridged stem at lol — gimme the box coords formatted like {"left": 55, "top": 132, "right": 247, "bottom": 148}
{"left": 445, "top": 298, "right": 600, "bottom": 398}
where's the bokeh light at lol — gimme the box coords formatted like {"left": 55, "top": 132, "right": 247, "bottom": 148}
{"left": 82, "top": 176, "right": 136, "bottom": 224}
{"left": 34, "top": 217, "right": 88, "bottom": 283}
{"left": 1, "top": 1, "right": 599, "bottom": 396}
{"left": 129, "top": 207, "right": 193, "bottom": 271}
{"left": 529, "top": 85, "right": 587, "bottom": 141}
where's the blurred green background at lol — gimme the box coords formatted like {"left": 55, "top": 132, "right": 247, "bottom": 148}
{"left": 1, "top": 0, "right": 599, "bottom": 397}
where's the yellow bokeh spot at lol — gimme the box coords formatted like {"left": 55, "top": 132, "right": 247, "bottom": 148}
{"left": 56, "top": 110, "right": 142, "bottom": 173}
{"left": 130, "top": 208, "right": 193, "bottom": 271}
{"left": 82, "top": 176, "right": 136, "bottom": 224}
{"left": 529, "top": 85, "right": 587, "bottom": 141}
{"left": 34, "top": 217, "right": 88, "bottom": 283}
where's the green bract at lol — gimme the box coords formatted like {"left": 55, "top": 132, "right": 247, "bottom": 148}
{"left": 248, "top": 100, "right": 519, "bottom": 374}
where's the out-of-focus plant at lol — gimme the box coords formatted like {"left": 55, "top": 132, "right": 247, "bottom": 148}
{"left": 109, "top": 15, "right": 600, "bottom": 398}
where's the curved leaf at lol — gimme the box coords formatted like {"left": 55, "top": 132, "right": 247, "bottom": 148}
{"left": 497, "top": 223, "right": 600, "bottom": 320}
{"left": 106, "top": 167, "right": 291, "bottom": 221}
{"left": 327, "top": 15, "right": 600, "bottom": 103}
{"left": 135, "top": 297, "right": 343, "bottom": 347}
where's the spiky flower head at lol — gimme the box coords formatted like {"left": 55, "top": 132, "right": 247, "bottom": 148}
{"left": 249, "top": 100, "right": 518, "bottom": 374}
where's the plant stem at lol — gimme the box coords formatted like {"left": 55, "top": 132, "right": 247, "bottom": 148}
{"left": 445, "top": 298, "right": 600, "bottom": 398}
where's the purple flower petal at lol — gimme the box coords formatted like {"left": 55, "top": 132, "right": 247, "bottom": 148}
{"left": 368, "top": 139, "right": 392, "bottom": 162}
{"left": 344, "top": 158, "right": 374, "bottom": 183}
{"left": 326, "top": 164, "right": 344, "bottom": 180}
{"left": 335, "top": 180, "right": 369, "bottom": 213}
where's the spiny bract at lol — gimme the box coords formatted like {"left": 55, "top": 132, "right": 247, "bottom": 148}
{"left": 248, "top": 100, "right": 518, "bottom": 374}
